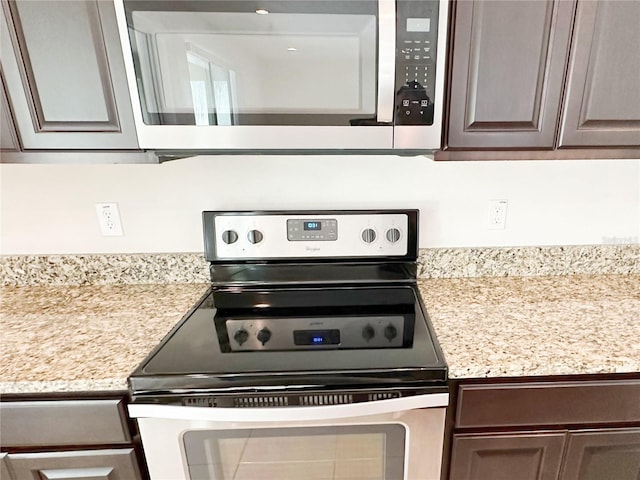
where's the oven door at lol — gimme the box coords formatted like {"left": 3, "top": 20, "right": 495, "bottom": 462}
{"left": 130, "top": 393, "right": 448, "bottom": 480}
{"left": 113, "top": 0, "right": 396, "bottom": 150}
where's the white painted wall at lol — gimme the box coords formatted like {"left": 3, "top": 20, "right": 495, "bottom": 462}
{"left": 1, "top": 155, "right": 638, "bottom": 255}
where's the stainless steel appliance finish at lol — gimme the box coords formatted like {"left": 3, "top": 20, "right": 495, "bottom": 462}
{"left": 113, "top": 1, "right": 449, "bottom": 152}
{"left": 128, "top": 209, "right": 449, "bottom": 480}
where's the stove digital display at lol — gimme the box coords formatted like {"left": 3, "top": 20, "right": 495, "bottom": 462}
{"left": 294, "top": 329, "right": 340, "bottom": 346}
{"left": 303, "top": 221, "right": 322, "bottom": 231}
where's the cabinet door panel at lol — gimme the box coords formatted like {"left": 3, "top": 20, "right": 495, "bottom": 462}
{"left": 8, "top": 449, "right": 143, "bottom": 480}
{"left": 0, "top": 0, "right": 138, "bottom": 149}
{"left": 559, "top": 0, "right": 640, "bottom": 147}
{"left": 561, "top": 429, "right": 640, "bottom": 480}
{"left": 449, "top": 432, "right": 566, "bottom": 480}
{"left": 447, "top": 0, "right": 574, "bottom": 149}
{"left": 10, "top": 0, "right": 113, "bottom": 127}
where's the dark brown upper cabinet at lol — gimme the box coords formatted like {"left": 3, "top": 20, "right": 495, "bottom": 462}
{"left": 558, "top": 0, "right": 640, "bottom": 148}
{"left": 0, "top": 0, "right": 138, "bottom": 150}
{"left": 447, "top": 0, "right": 574, "bottom": 150}
{"left": 443, "top": 0, "right": 640, "bottom": 158}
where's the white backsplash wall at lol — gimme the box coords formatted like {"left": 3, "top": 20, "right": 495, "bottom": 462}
{"left": 0, "top": 155, "right": 638, "bottom": 255}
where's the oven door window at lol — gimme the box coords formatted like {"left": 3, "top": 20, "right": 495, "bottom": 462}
{"left": 182, "top": 424, "right": 405, "bottom": 479}
{"left": 124, "top": 1, "right": 379, "bottom": 127}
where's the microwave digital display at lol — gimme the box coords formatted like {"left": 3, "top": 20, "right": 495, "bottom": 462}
{"left": 406, "top": 18, "right": 430, "bottom": 32}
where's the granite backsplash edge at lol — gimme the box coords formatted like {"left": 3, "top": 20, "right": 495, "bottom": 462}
{"left": 1, "top": 245, "right": 638, "bottom": 286}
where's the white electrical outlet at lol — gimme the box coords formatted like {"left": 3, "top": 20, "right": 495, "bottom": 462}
{"left": 488, "top": 200, "right": 508, "bottom": 230}
{"left": 95, "top": 203, "right": 124, "bottom": 236}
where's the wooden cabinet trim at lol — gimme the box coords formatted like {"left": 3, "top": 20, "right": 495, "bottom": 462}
{"left": 434, "top": 147, "right": 640, "bottom": 161}
{"left": 0, "top": 71, "right": 21, "bottom": 151}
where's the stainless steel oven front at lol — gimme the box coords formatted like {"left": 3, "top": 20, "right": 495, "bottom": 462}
{"left": 128, "top": 210, "right": 449, "bottom": 480}
{"left": 113, "top": 1, "right": 449, "bottom": 151}
{"left": 130, "top": 395, "right": 448, "bottom": 480}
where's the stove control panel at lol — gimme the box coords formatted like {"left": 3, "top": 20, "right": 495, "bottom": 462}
{"left": 206, "top": 211, "right": 415, "bottom": 260}
{"left": 226, "top": 315, "right": 406, "bottom": 351}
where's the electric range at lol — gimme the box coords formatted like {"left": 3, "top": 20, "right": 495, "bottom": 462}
{"left": 128, "top": 210, "right": 448, "bottom": 407}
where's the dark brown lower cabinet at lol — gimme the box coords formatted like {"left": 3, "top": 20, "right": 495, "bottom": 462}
{"left": 562, "top": 429, "right": 640, "bottom": 480}
{"left": 448, "top": 378, "right": 640, "bottom": 480}
{"left": 0, "top": 394, "right": 145, "bottom": 480}
{"left": 450, "top": 429, "right": 640, "bottom": 480}
{"left": 450, "top": 432, "right": 566, "bottom": 480}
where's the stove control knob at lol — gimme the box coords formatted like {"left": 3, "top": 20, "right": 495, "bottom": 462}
{"left": 361, "top": 228, "right": 376, "bottom": 244}
{"left": 247, "top": 229, "right": 264, "bottom": 244}
{"left": 234, "top": 329, "right": 249, "bottom": 346}
{"left": 222, "top": 230, "right": 239, "bottom": 244}
{"left": 386, "top": 228, "right": 401, "bottom": 243}
{"left": 257, "top": 327, "right": 272, "bottom": 346}
{"left": 384, "top": 324, "right": 398, "bottom": 341}
{"left": 362, "top": 325, "right": 375, "bottom": 342}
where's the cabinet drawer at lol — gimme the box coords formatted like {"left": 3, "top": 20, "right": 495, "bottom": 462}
{"left": 6, "top": 448, "right": 143, "bottom": 480}
{"left": 0, "top": 399, "right": 131, "bottom": 447}
{"left": 456, "top": 380, "right": 640, "bottom": 429}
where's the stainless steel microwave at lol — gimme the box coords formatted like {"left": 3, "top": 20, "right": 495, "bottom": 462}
{"left": 114, "top": 0, "right": 448, "bottom": 152}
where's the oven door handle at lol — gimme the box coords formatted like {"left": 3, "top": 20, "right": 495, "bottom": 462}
{"left": 377, "top": 0, "right": 396, "bottom": 124}
{"left": 129, "top": 393, "right": 448, "bottom": 422}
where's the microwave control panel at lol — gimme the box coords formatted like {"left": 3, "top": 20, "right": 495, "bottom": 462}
{"left": 394, "top": 0, "right": 440, "bottom": 126}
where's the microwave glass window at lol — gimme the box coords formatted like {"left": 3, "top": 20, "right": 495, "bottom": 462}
{"left": 183, "top": 424, "right": 405, "bottom": 480}
{"left": 124, "top": 2, "right": 378, "bottom": 126}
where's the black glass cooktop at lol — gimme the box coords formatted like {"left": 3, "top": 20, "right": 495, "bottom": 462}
{"left": 129, "top": 285, "right": 447, "bottom": 397}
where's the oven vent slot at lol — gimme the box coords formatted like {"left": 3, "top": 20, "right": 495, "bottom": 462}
{"left": 179, "top": 391, "right": 404, "bottom": 408}
{"left": 234, "top": 396, "right": 290, "bottom": 407}
{"left": 368, "top": 392, "right": 401, "bottom": 401}
{"left": 184, "top": 397, "right": 219, "bottom": 407}
{"left": 299, "top": 394, "right": 354, "bottom": 406}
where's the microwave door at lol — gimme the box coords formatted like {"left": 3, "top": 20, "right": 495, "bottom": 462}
{"left": 114, "top": 0, "right": 395, "bottom": 151}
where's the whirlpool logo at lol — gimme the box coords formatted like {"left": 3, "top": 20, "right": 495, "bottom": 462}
{"left": 305, "top": 246, "right": 321, "bottom": 252}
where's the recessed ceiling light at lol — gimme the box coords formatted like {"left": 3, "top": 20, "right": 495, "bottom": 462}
{"left": 255, "top": 8, "right": 269, "bottom": 15}
{"left": 287, "top": 47, "right": 297, "bottom": 51}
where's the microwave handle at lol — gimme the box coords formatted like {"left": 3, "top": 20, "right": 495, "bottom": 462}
{"left": 377, "top": 0, "right": 396, "bottom": 124}
{"left": 129, "top": 393, "right": 448, "bottom": 423}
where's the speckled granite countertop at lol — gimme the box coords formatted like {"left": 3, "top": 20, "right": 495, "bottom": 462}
{"left": 1, "top": 275, "right": 638, "bottom": 394}
{"left": 0, "top": 284, "right": 210, "bottom": 394}
{"left": 418, "top": 274, "right": 640, "bottom": 379}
